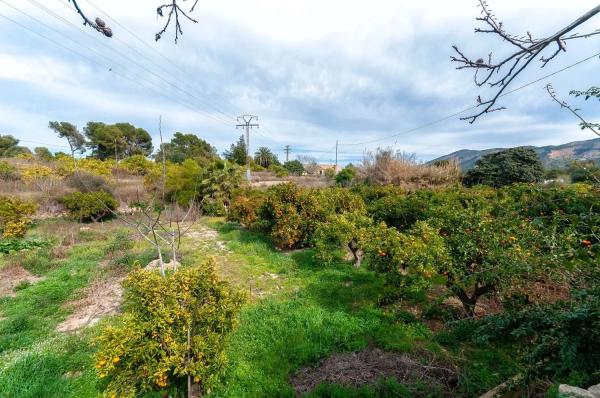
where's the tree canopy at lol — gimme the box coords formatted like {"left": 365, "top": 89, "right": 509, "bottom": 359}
{"left": 155, "top": 132, "right": 218, "bottom": 164}
{"left": 84, "top": 122, "right": 153, "bottom": 159}
{"left": 0, "top": 135, "right": 31, "bottom": 158}
{"left": 223, "top": 135, "right": 248, "bottom": 166}
{"left": 283, "top": 160, "right": 304, "bottom": 176}
{"left": 463, "top": 147, "right": 544, "bottom": 187}
{"left": 254, "top": 147, "right": 279, "bottom": 168}
{"left": 48, "top": 121, "right": 86, "bottom": 157}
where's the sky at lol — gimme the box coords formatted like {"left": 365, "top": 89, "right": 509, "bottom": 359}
{"left": 0, "top": 0, "right": 599, "bottom": 165}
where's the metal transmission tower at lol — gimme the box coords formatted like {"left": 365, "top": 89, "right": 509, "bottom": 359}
{"left": 284, "top": 145, "right": 291, "bottom": 162}
{"left": 236, "top": 115, "right": 259, "bottom": 181}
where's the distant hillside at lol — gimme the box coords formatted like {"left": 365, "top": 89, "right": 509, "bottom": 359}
{"left": 429, "top": 137, "right": 600, "bottom": 170}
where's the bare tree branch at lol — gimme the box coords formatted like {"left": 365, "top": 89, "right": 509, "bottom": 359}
{"left": 68, "top": 0, "right": 112, "bottom": 37}
{"left": 546, "top": 83, "right": 600, "bottom": 137}
{"left": 67, "top": 0, "right": 200, "bottom": 42}
{"left": 452, "top": 1, "right": 600, "bottom": 123}
{"left": 156, "top": 0, "right": 199, "bottom": 43}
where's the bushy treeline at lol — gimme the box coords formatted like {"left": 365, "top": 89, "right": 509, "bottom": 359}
{"left": 228, "top": 181, "right": 599, "bottom": 383}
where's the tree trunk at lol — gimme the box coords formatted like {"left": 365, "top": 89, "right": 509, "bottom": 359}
{"left": 451, "top": 281, "right": 495, "bottom": 318}
{"left": 348, "top": 239, "right": 362, "bottom": 268}
{"left": 187, "top": 325, "right": 192, "bottom": 398}
{"left": 156, "top": 246, "right": 165, "bottom": 277}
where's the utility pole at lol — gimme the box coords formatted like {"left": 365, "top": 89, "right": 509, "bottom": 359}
{"left": 284, "top": 145, "right": 291, "bottom": 162}
{"left": 335, "top": 140, "right": 338, "bottom": 172}
{"left": 236, "top": 115, "right": 259, "bottom": 181}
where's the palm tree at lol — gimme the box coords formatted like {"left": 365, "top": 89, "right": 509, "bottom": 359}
{"left": 254, "top": 147, "right": 279, "bottom": 168}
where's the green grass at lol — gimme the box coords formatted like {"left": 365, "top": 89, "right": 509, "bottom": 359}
{"left": 0, "top": 333, "right": 99, "bottom": 398}
{"left": 0, "top": 222, "right": 128, "bottom": 397}
{"left": 0, "top": 218, "right": 521, "bottom": 397}
{"left": 0, "top": 243, "right": 105, "bottom": 353}
{"left": 203, "top": 221, "right": 438, "bottom": 397}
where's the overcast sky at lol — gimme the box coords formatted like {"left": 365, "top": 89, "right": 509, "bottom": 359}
{"left": 1, "top": 0, "right": 599, "bottom": 164}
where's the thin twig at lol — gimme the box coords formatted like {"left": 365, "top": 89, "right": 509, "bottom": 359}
{"left": 452, "top": 1, "right": 600, "bottom": 123}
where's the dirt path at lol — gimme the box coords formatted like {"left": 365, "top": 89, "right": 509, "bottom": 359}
{"left": 57, "top": 274, "right": 125, "bottom": 332}
{"left": 0, "top": 265, "right": 43, "bottom": 298}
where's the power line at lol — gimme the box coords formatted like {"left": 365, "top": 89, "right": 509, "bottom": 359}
{"left": 53, "top": 0, "right": 239, "bottom": 124}
{"left": 19, "top": 139, "right": 71, "bottom": 149}
{"left": 0, "top": 3, "right": 238, "bottom": 133}
{"left": 20, "top": 0, "right": 235, "bottom": 127}
{"left": 340, "top": 51, "right": 600, "bottom": 147}
{"left": 79, "top": 0, "right": 244, "bottom": 119}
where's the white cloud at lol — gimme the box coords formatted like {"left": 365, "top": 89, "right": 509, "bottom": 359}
{"left": 1, "top": 0, "right": 599, "bottom": 162}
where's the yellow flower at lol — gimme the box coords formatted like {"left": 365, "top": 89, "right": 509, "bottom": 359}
{"left": 112, "top": 356, "right": 120, "bottom": 364}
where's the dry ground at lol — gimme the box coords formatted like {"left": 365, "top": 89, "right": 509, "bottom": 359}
{"left": 0, "top": 265, "right": 44, "bottom": 298}
{"left": 290, "top": 346, "right": 458, "bottom": 396}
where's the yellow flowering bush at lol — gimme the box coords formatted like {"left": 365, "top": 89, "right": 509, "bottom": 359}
{"left": 55, "top": 156, "right": 114, "bottom": 179}
{"left": 0, "top": 196, "right": 37, "bottom": 238}
{"left": 119, "top": 155, "right": 157, "bottom": 176}
{"left": 94, "top": 260, "right": 245, "bottom": 397}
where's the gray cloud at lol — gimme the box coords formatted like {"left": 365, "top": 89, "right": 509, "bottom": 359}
{"left": 0, "top": 0, "right": 598, "bottom": 164}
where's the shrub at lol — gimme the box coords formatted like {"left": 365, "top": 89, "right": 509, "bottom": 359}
{"left": 94, "top": 260, "right": 245, "bottom": 397}
{"left": 361, "top": 221, "right": 448, "bottom": 296}
{"left": 227, "top": 191, "right": 266, "bottom": 227}
{"left": 201, "top": 198, "right": 227, "bottom": 216}
{"left": 21, "top": 164, "right": 62, "bottom": 195}
{"left": 61, "top": 190, "right": 118, "bottom": 222}
{"left": 119, "top": 155, "right": 156, "bottom": 176}
{"left": 55, "top": 156, "right": 114, "bottom": 178}
{"left": 335, "top": 165, "right": 357, "bottom": 187}
{"left": 313, "top": 211, "right": 372, "bottom": 265}
{"left": 161, "top": 159, "right": 242, "bottom": 213}
{"left": 463, "top": 147, "right": 544, "bottom": 187}
{"left": 283, "top": 160, "right": 304, "bottom": 176}
{"left": 268, "top": 164, "right": 289, "bottom": 177}
{"left": 0, "top": 160, "right": 18, "bottom": 181}
{"left": 0, "top": 237, "right": 50, "bottom": 254}
{"left": 360, "top": 148, "right": 461, "bottom": 187}
{"left": 66, "top": 171, "right": 112, "bottom": 193}
{"left": 0, "top": 197, "right": 37, "bottom": 238}
{"left": 471, "top": 288, "right": 600, "bottom": 385}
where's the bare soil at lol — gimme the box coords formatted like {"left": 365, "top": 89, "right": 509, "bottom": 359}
{"left": 56, "top": 274, "right": 125, "bottom": 332}
{"left": 0, "top": 265, "right": 44, "bottom": 297}
{"left": 290, "top": 346, "right": 458, "bottom": 396}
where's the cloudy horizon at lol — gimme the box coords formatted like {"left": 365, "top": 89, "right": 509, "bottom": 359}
{"left": 1, "top": 0, "right": 599, "bottom": 165}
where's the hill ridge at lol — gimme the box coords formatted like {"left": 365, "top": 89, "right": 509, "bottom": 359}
{"left": 429, "top": 137, "right": 600, "bottom": 170}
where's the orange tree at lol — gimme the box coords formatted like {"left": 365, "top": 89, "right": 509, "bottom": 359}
{"left": 227, "top": 188, "right": 266, "bottom": 228}
{"left": 94, "top": 260, "right": 244, "bottom": 398}
{"left": 361, "top": 220, "right": 449, "bottom": 296}
{"left": 362, "top": 187, "right": 547, "bottom": 317}
{"left": 499, "top": 184, "right": 599, "bottom": 267}
{"left": 257, "top": 183, "right": 365, "bottom": 249}
{"left": 312, "top": 211, "right": 372, "bottom": 266}
{"left": 425, "top": 188, "right": 543, "bottom": 316}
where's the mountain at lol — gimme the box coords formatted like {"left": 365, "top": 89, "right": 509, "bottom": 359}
{"left": 429, "top": 137, "right": 600, "bottom": 170}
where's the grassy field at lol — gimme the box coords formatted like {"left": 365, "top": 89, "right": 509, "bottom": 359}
{"left": 0, "top": 218, "right": 519, "bottom": 397}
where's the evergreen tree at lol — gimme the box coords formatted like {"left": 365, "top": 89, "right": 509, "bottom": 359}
{"left": 224, "top": 135, "right": 248, "bottom": 166}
